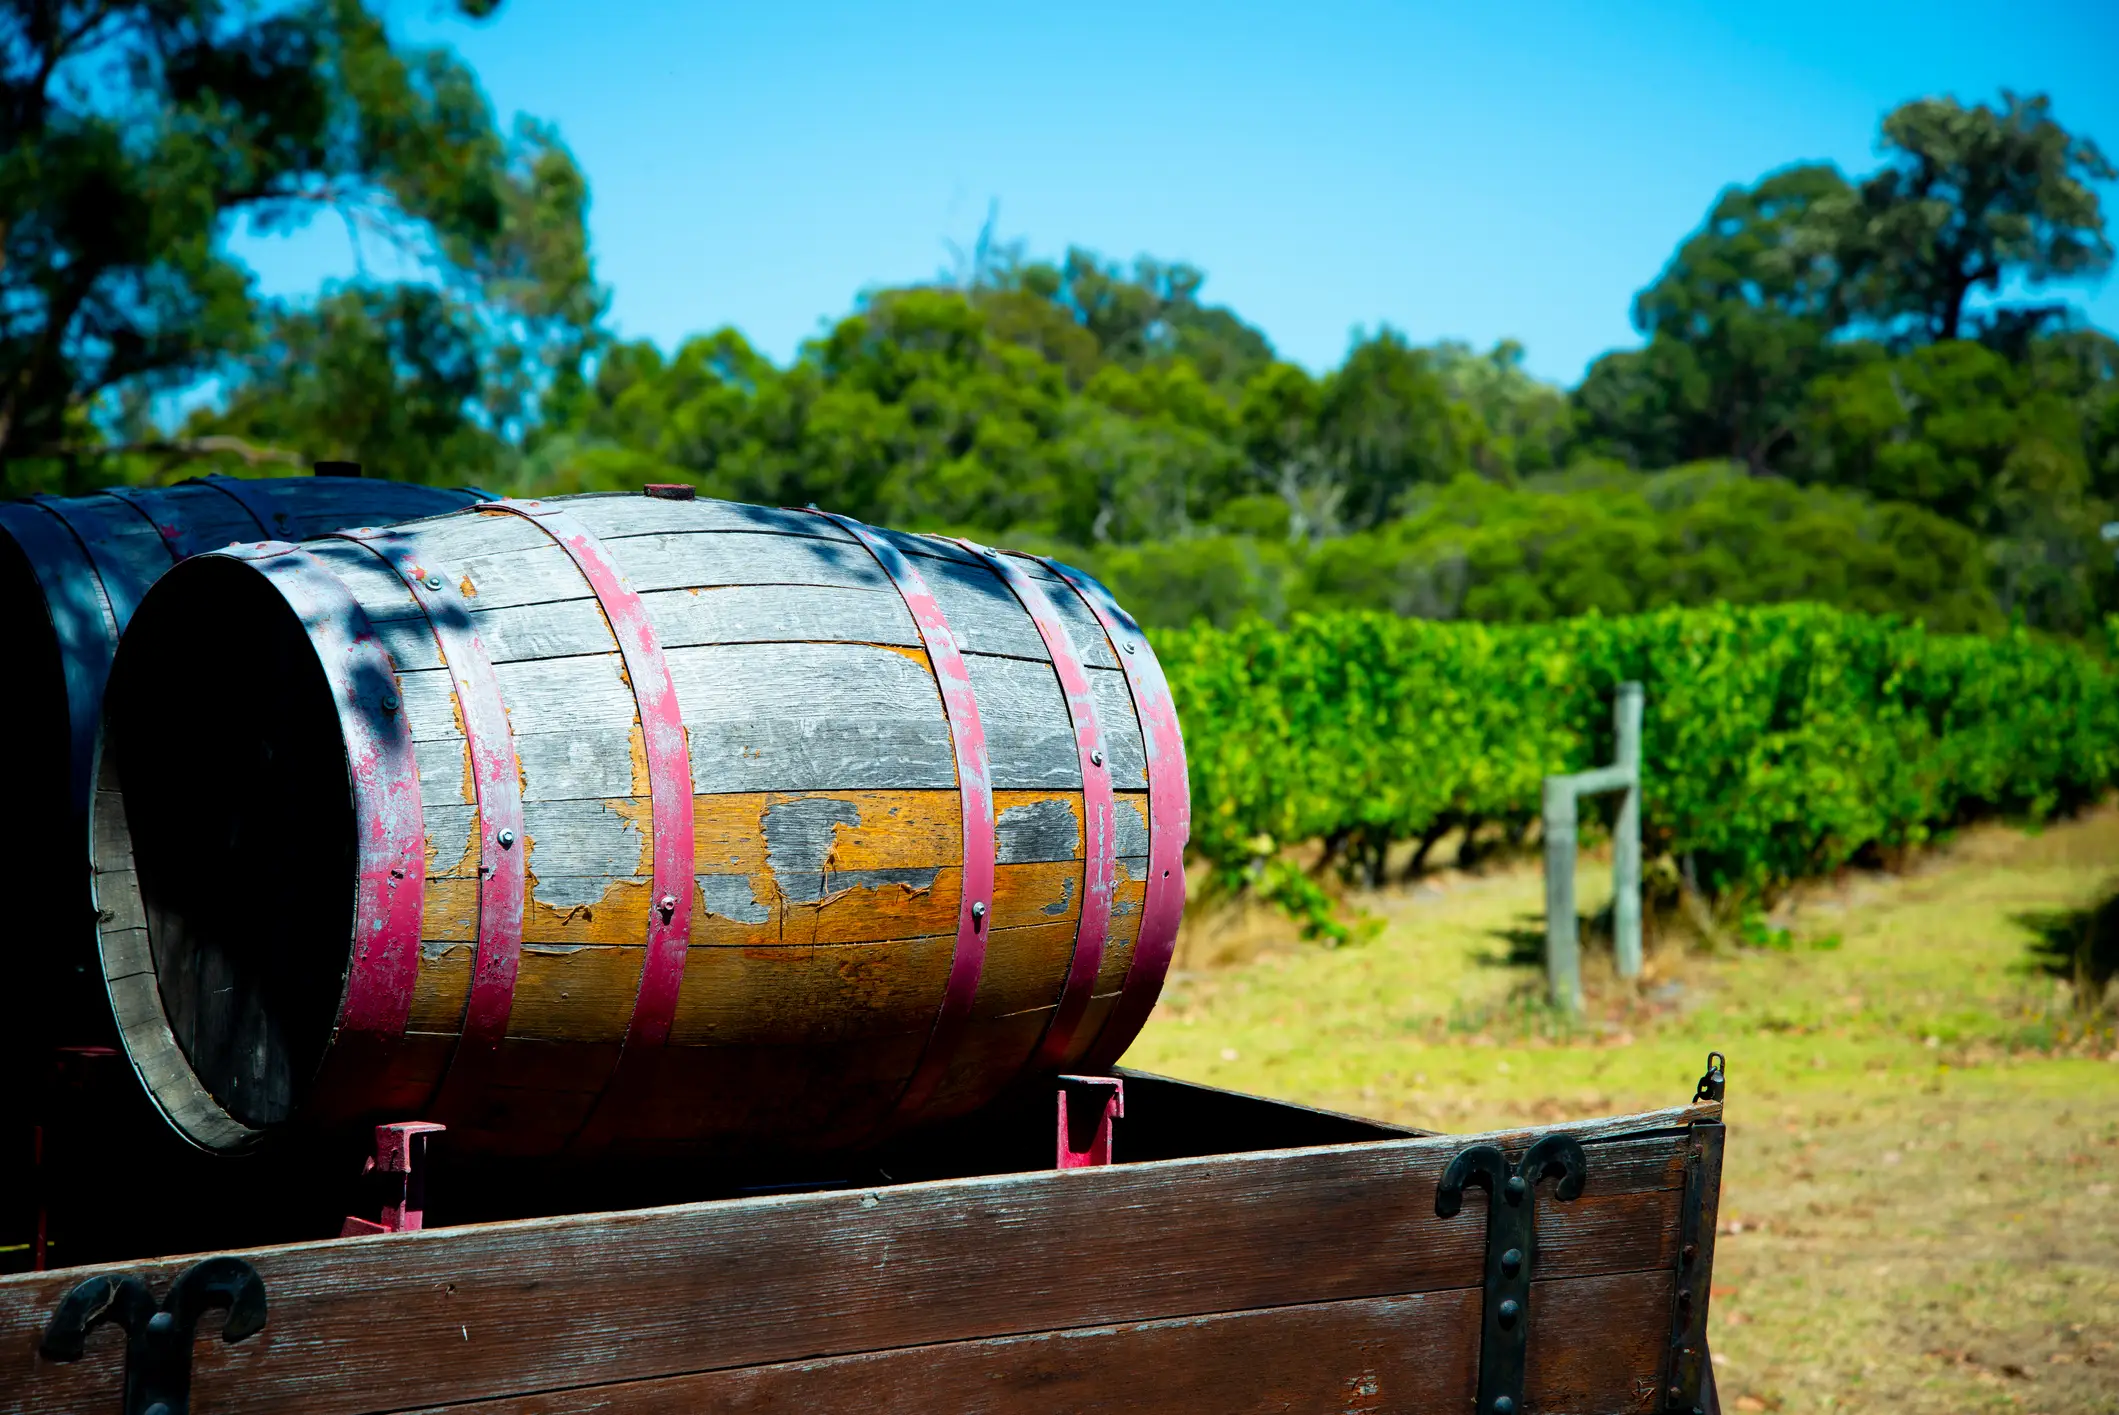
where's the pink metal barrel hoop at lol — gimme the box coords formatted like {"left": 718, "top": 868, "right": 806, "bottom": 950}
{"left": 808, "top": 513, "right": 997, "bottom": 1121}
{"left": 957, "top": 540, "right": 1116, "bottom": 1073}
{"left": 1036, "top": 558, "right": 1190, "bottom": 1072}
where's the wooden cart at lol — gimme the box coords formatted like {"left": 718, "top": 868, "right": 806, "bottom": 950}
{"left": 3, "top": 1066, "right": 1725, "bottom": 1415}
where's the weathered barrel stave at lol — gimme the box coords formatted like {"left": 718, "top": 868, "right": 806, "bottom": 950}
{"left": 363, "top": 501, "right": 1152, "bottom": 1155}
{"left": 94, "top": 491, "right": 1187, "bottom": 1160}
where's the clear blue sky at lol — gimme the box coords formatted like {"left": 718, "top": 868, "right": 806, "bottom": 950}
{"left": 236, "top": 0, "right": 2119, "bottom": 385}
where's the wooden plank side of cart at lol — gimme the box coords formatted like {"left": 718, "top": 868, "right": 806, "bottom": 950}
{"left": 1, "top": 1102, "right": 1723, "bottom": 1415}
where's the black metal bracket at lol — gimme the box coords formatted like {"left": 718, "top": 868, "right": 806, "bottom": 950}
{"left": 39, "top": 1256, "right": 267, "bottom": 1415}
{"left": 1436, "top": 1133, "right": 1589, "bottom": 1415}
{"left": 1692, "top": 1051, "right": 1726, "bottom": 1104}
{"left": 1665, "top": 1052, "right": 1728, "bottom": 1413}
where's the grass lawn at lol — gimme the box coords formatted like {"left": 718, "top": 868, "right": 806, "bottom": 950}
{"left": 1128, "top": 807, "right": 2119, "bottom": 1414}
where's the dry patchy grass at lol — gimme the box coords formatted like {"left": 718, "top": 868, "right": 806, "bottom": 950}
{"left": 1129, "top": 808, "right": 2119, "bottom": 1414}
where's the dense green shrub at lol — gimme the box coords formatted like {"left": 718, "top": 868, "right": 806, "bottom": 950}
{"left": 1162, "top": 605, "right": 2119, "bottom": 906}
{"left": 1057, "top": 465, "right": 2003, "bottom": 635}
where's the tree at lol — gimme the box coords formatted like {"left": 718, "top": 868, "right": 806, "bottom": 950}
{"left": 1796, "top": 340, "right": 2084, "bottom": 530}
{"left": 1572, "top": 338, "right": 1716, "bottom": 470}
{"left": 198, "top": 283, "right": 506, "bottom": 482}
{"left": 1237, "top": 360, "right": 1345, "bottom": 542}
{"left": 2027, "top": 327, "right": 2119, "bottom": 500}
{"left": 1040, "top": 248, "right": 1274, "bottom": 391}
{"left": 1613, "top": 164, "right": 1857, "bottom": 473}
{"left": 1845, "top": 92, "right": 2114, "bottom": 345}
{"left": 0, "top": 0, "right": 598, "bottom": 490}
{"left": 1427, "top": 339, "right": 1573, "bottom": 479}
{"left": 1794, "top": 338, "right": 2110, "bottom": 632}
{"left": 1317, "top": 329, "right": 1471, "bottom": 528}
{"left": 1297, "top": 465, "right": 2000, "bottom": 633}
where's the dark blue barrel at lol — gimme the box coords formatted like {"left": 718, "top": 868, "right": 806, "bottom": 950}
{"left": 0, "top": 473, "right": 490, "bottom": 1064}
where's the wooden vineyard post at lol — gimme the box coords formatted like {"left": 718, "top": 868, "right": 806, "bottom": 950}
{"left": 1612, "top": 681, "right": 1644, "bottom": 980}
{"left": 1543, "top": 682, "right": 1645, "bottom": 1012}
{"left": 1542, "top": 778, "right": 1582, "bottom": 1013}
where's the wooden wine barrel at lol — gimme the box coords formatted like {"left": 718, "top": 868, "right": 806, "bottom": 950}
{"left": 91, "top": 491, "right": 1189, "bottom": 1159}
{"left": 0, "top": 474, "right": 489, "bottom": 1064}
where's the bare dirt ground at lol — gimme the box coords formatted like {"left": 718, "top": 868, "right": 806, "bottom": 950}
{"left": 1128, "top": 808, "right": 2119, "bottom": 1414}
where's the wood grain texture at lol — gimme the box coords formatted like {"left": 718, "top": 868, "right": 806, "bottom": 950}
{"left": 91, "top": 490, "right": 1176, "bottom": 1156}
{"left": 119, "top": 483, "right": 260, "bottom": 557}
{"left": 0, "top": 1116, "right": 1704, "bottom": 1415}
{"left": 397, "top": 1271, "right": 1672, "bottom": 1415}
{"left": 359, "top": 517, "right": 1119, "bottom": 666}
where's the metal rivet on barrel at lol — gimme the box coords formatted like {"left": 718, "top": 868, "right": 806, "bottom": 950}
{"left": 424, "top": 574, "right": 444, "bottom": 590}
{"left": 659, "top": 894, "right": 677, "bottom": 921}
{"left": 1491, "top": 1399, "right": 1515, "bottom": 1415}
{"left": 1090, "top": 749, "right": 1104, "bottom": 766}
{"left": 381, "top": 692, "right": 400, "bottom": 712}
{"left": 497, "top": 829, "right": 516, "bottom": 849}
{"left": 971, "top": 900, "right": 986, "bottom": 925}
{"left": 1500, "top": 1246, "right": 1522, "bottom": 1275}
{"left": 1497, "top": 1298, "right": 1521, "bottom": 1328}
{"left": 1123, "top": 639, "right": 1137, "bottom": 654}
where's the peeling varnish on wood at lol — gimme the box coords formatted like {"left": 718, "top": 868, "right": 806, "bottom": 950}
{"left": 626, "top": 719, "right": 650, "bottom": 799}
{"left": 409, "top": 942, "right": 473, "bottom": 1030}
{"left": 873, "top": 643, "right": 931, "bottom": 671}
{"left": 425, "top": 807, "right": 482, "bottom": 879}
{"left": 444, "top": 689, "right": 478, "bottom": 804}
{"left": 523, "top": 873, "right": 650, "bottom": 939}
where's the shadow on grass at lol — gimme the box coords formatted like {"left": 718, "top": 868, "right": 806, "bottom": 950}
{"left": 1484, "top": 913, "right": 1611, "bottom": 970}
{"left": 2016, "top": 889, "right": 2119, "bottom": 1009}
{"left": 1484, "top": 919, "right": 1546, "bottom": 969}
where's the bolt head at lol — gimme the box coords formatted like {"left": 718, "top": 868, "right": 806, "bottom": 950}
{"left": 1491, "top": 1398, "right": 1515, "bottom": 1415}
{"left": 1505, "top": 1174, "right": 1528, "bottom": 1202}
{"left": 147, "top": 1311, "right": 174, "bottom": 1335}
{"left": 381, "top": 692, "right": 400, "bottom": 712}
{"left": 1500, "top": 1246, "right": 1523, "bottom": 1275}
{"left": 497, "top": 829, "right": 516, "bottom": 849}
{"left": 970, "top": 900, "right": 987, "bottom": 919}
{"left": 1090, "top": 749, "right": 1104, "bottom": 766}
{"left": 1123, "top": 639, "right": 1137, "bottom": 654}
{"left": 1497, "top": 1297, "right": 1521, "bottom": 1328}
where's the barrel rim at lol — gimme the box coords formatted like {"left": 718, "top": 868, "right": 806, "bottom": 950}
{"left": 91, "top": 542, "right": 422, "bottom": 1149}
{"left": 223, "top": 541, "right": 428, "bottom": 1101}
{"left": 87, "top": 714, "right": 265, "bottom": 1154}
